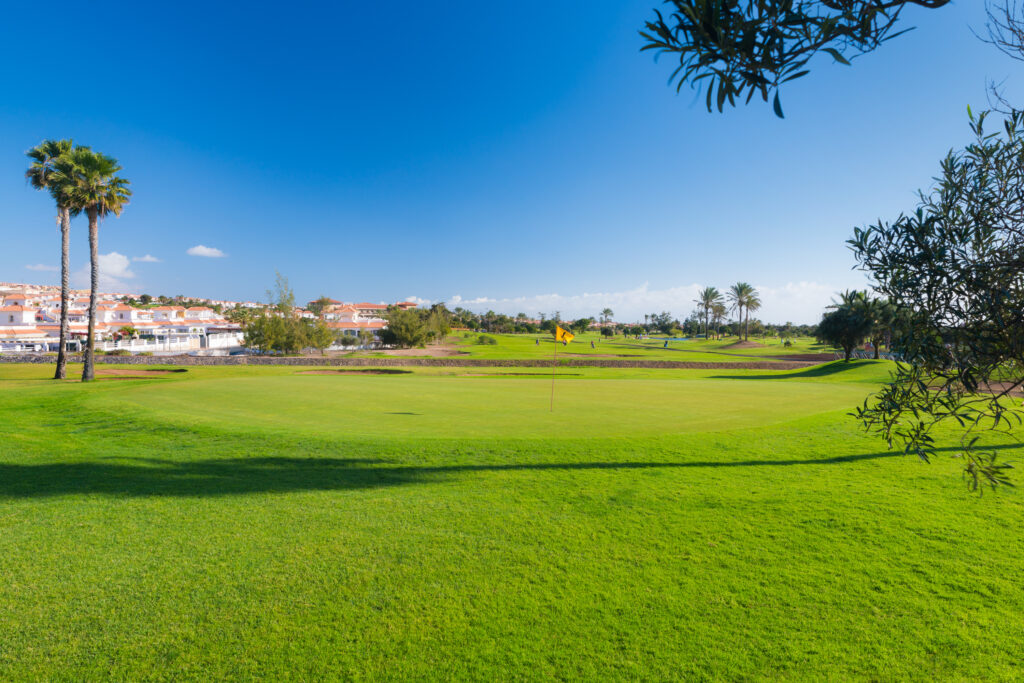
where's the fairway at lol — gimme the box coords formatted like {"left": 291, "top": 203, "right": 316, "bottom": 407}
{"left": 1, "top": 362, "right": 1022, "bottom": 680}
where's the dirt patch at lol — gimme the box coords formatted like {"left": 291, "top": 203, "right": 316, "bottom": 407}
{"left": 369, "top": 345, "right": 469, "bottom": 358}
{"left": 724, "top": 341, "right": 765, "bottom": 349}
{"left": 297, "top": 369, "right": 412, "bottom": 375}
{"left": 560, "top": 353, "right": 640, "bottom": 358}
{"left": 985, "top": 381, "right": 1024, "bottom": 397}
{"left": 770, "top": 353, "right": 837, "bottom": 362}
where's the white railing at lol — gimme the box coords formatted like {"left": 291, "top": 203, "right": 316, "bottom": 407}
{"left": 1, "top": 332, "right": 245, "bottom": 355}
{"left": 833, "top": 350, "right": 901, "bottom": 361}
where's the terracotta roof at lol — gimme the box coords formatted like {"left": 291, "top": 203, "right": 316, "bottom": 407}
{"left": 326, "top": 321, "right": 386, "bottom": 329}
{"left": 0, "top": 305, "right": 33, "bottom": 312}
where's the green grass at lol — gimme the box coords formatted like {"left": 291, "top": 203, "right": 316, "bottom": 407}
{"left": 1, "top": 361, "right": 1021, "bottom": 680}
{"left": 349, "top": 332, "right": 837, "bottom": 362}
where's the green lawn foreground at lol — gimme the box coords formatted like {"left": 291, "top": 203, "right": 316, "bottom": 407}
{"left": 0, "top": 361, "right": 1021, "bottom": 680}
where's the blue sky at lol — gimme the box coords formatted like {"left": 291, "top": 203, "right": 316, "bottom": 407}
{"left": 1, "top": 1, "right": 1019, "bottom": 323}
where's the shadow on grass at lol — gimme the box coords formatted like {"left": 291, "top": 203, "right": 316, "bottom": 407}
{"left": 2, "top": 444, "right": 1018, "bottom": 499}
{"left": 710, "top": 361, "right": 883, "bottom": 381}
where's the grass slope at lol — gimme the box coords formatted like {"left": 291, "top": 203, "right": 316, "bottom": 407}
{"left": 0, "top": 362, "right": 1021, "bottom": 680}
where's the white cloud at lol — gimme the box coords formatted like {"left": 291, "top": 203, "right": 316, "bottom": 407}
{"left": 414, "top": 280, "right": 867, "bottom": 325}
{"left": 26, "top": 264, "right": 58, "bottom": 272}
{"left": 73, "top": 252, "right": 136, "bottom": 291}
{"left": 133, "top": 254, "right": 161, "bottom": 263}
{"left": 187, "top": 245, "right": 226, "bottom": 258}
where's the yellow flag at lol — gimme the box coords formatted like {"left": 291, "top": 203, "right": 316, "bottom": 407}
{"left": 555, "top": 326, "right": 574, "bottom": 343}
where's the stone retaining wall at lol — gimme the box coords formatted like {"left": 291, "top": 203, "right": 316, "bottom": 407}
{"left": 0, "top": 354, "right": 823, "bottom": 372}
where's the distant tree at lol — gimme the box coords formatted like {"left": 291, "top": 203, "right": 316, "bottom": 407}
{"left": 306, "top": 320, "right": 334, "bottom": 355}
{"left": 139, "top": 294, "right": 153, "bottom": 305}
{"left": 816, "top": 305, "right": 871, "bottom": 362}
{"left": 727, "top": 282, "right": 753, "bottom": 339}
{"left": 648, "top": 311, "right": 675, "bottom": 335}
{"left": 711, "top": 302, "right": 727, "bottom": 338}
{"left": 308, "top": 296, "right": 333, "bottom": 317}
{"left": 116, "top": 326, "right": 138, "bottom": 339}
{"left": 600, "top": 307, "right": 614, "bottom": 326}
{"left": 744, "top": 291, "right": 762, "bottom": 340}
{"left": 381, "top": 307, "right": 429, "bottom": 348}
{"left": 601, "top": 327, "right": 614, "bottom": 338}
{"left": 267, "top": 272, "right": 296, "bottom": 314}
{"left": 569, "top": 317, "right": 593, "bottom": 334}
{"left": 53, "top": 147, "right": 131, "bottom": 381}
{"left": 695, "top": 287, "right": 724, "bottom": 338}
{"left": 640, "top": 0, "right": 951, "bottom": 118}
{"left": 426, "top": 304, "right": 453, "bottom": 342}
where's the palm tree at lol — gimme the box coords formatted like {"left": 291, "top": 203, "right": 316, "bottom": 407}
{"left": 744, "top": 290, "right": 762, "bottom": 340}
{"left": 727, "top": 282, "right": 754, "bottom": 341}
{"left": 25, "top": 139, "right": 80, "bottom": 380}
{"left": 711, "top": 302, "right": 727, "bottom": 339}
{"left": 695, "top": 287, "right": 724, "bottom": 339}
{"left": 54, "top": 148, "right": 131, "bottom": 381}
{"left": 600, "top": 308, "right": 614, "bottom": 326}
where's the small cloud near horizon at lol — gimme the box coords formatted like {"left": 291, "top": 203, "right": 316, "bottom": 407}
{"left": 72, "top": 252, "right": 136, "bottom": 291}
{"left": 133, "top": 254, "right": 161, "bottom": 263}
{"left": 26, "top": 264, "right": 58, "bottom": 272}
{"left": 405, "top": 280, "right": 868, "bottom": 326}
{"left": 187, "top": 245, "right": 226, "bottom": 258}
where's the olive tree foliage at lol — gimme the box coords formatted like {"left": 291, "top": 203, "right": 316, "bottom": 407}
{"left": 849, "top": 109, "right": 1024, "bottom": 490}
{"left": 640, "top": 0, "right": 949, "bottom": 117}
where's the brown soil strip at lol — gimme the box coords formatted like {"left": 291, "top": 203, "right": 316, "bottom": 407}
{"left": 297, "top": 369, "right": 413, "bottom": 375}
{"left": 461, "top": 372, "right": 582, "bottom": 377}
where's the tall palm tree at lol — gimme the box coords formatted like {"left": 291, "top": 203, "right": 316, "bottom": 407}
{"left": 600, "top": 307, "right": 614, "bottom": 326}
{"left": 744, "top": 290, "right": 762, "bottom": 340}
{"left": 727, "top": 282, "right": 754, "bottom": 340}
{"left": 54, "top": 148, "right": 131, "bottom": 381}
{"left": 695, "top": 286, "right": 724, "bottom": 339}
{"left": 25, "top": 139, "right": 80, "bottom": 380}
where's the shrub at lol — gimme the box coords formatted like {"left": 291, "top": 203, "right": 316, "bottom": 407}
{"left": 139, "top": 352, "right": 154, "bottom": 357}
{"left": 105, "top": 349, "right": 131, "bottom": 356}
{"left": 476, "top": 334, "right": 498, "bottom": 345}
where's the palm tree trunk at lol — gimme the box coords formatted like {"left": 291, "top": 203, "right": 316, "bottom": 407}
{"left": 744, "top": 307, "right": 749, "bottom": 341}
{"left": 55, "top": 208, "right": 71, "bottom": 380}
{"left": 83, "top": 209, "right": 99, "bottom": 381}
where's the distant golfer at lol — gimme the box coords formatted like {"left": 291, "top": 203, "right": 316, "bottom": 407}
{"left": 664, "top": 340, "right": 668, "bottom": 348}
{"left": 591, "top": 340, "right": 595, "bottom": 349}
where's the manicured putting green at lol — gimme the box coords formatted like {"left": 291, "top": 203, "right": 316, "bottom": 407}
{"left": 93, "top": 373, "right": 877, "bottom": 438}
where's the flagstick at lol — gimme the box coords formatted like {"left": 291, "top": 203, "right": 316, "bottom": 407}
{"left": 550, "top": 337, "right": 557, "bottom": 412}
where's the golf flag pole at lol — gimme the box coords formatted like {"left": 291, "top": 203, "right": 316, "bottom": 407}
{"left": 551, "top": 326, "right": 574, "bottom": 411}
